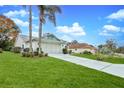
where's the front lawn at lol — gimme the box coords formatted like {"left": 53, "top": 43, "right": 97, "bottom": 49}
{"left": 73, "top": 53, "right": 124, "bottom": 64}
{"left": 0, "top": 52, "right": 124, "bottom": 87}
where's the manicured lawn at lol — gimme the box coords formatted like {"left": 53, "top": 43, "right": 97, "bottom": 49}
{"left": 73, "top": 53, "right": 124, "bottom": 64}
{"left": 0, "top": 52, "right": 124, "bottom": 88}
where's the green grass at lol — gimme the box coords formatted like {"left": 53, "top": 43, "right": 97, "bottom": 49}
{"left": 0, "top": 52, "right": 124, "bottom": 88}
{"left": 73, "top": 53, "right": 124, "bottom": 64}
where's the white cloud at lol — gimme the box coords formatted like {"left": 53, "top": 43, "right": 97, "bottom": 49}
{"left": 3, "top": 9, "right": 38, "bottom": 20}
{"left": 26, "top": 31, "right": 38, "bottom": 37}
{"left": 32, "top": 31, "right": 38, "bottom": 37}
{"left": 32, "top": 16, "right": 38, "bottom": 20}
{"left": 60, "top": 35, "right": 73, "bottom": 42}
{"left": 12, "top": 18, "right": 38, "bottom": 32}
{"left": 107, "top": 9, "right": 124, "bottom": 21}
{"left": 99, "top": 25, "right": 122, "bottom": 36}
{"left": 99, "top": 31, "right": 113, "bottom": 36}
{"left": 12, "top": 18, "right": 29, "bottom": 27}
{"left": 56, "top": 22, "right": 86, "bottom": 36}
{"left": 3, "top": 9, "right": 28, "bottom": 17}
{"left": 103, "top": 25, "right": 120, "bottom": 32}
{"left": 33, "top": 24, "right": 38, "bottom": 30}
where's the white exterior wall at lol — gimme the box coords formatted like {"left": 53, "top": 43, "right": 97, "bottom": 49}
{"left": 31, "top": 41, "right": 63, "bottom": 54}
{"left": 15, "top": 35, "right": 25, "bottom": 48}
{"left": 14, "top": 36, "right": 64, "bottom": 54}
{"left": 69, "top": 48, "right": 96, "bottom": 54}
{"left": 32, "top": 41, "right": 38, "bottom": 51}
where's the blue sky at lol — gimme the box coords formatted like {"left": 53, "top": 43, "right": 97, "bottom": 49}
{"left": 0, "top": 5, "right": 124, "bottom": 46}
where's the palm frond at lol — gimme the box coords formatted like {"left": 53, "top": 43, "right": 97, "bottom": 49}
{"left": 37, "top": 5, "right": 61, "bottom": 26}
{"left": 47, "top": 5, "right": 62, "bottom": 14}
{"left": 48, "top": 14, "right": 56, "bottom": 26}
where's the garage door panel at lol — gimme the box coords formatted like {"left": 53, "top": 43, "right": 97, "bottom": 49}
{"left": 41, "top": 43, "right": 62, "bottom": 54}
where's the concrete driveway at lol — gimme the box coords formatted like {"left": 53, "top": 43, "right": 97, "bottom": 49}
{"left": 49, "top": 54, "right": 124, "bottom": 78}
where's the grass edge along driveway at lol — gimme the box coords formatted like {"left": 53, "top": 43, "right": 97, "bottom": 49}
{"left": 73, "top": 53, "right": 124, "bottom": 64}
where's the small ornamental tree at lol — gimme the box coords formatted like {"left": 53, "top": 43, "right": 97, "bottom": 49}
{"left": 0, "top": 15, "right": 20, "bottom": 50}
{"left": 98, "top": 39, "right": 117, "bottom": 55}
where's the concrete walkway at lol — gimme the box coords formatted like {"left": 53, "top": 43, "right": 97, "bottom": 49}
{"left": 49, "top": 54, "right": 124, "bottom": 78}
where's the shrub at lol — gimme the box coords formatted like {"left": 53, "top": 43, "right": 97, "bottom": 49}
{"left": 69, "top": 50, "right": 72, "bottom": 54}
{"left": 44, "top": 53, "right": 48, "bottom": 57}
{"left": 0, "top": 48, "right": 3, "bottom": 53}
{"left": 4, "top": 46, "right": 12, "bottom": 51}
{"left": 0, "top": 36, "right": 14, "bottom": 51}
{"left": 13, "top": 47, "right": 21, "bottom": 53}
{"left": 26, "top": 52, "right": 31, "bottom": 57}
{"left": 39, "top": 53, "right": 43, "bottom": 57}
{"left": 37, "top": 48, "right": 39, "bottom": 52}
{"left": 22, "top": 52, "right": 26, "bottom": 57}
{"left": 63, "top": 48, "right": 68, "bottom": 54}
{"left": 96, "top": 53, "right": 104, "bottom": 61}
{"left": 83, "top": 50, "right": 92, "bottom": 55}
{"left": 38, "top": 51, "right": 44, "bottom": 57}
{"left": 22, "top": 52, "right": 34, "bottom": 57}
{"left": 34, "top": 51, "right": 38, "bottom": 56}
{"left": 80, "top": 52, "right": 82, "bottom": 54}
{"left": 23, "top": 48, "right": 29, "bottom": 52}
{"left": 29, "top": 52, "right": 34, "bottom": 57}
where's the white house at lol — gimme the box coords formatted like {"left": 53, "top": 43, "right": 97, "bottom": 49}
{"left": 68, "top": 43, "right": 97, "bottom": 54}
{"left": 14, "top": 33, "right": 67, "bottom": 54}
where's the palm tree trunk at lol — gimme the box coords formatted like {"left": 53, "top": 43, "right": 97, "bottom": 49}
{"left": 38, "top": 13, "right": 42, "bottom": 54}
{"left": 29, "top": 5, "right": 33, "bottom": 55}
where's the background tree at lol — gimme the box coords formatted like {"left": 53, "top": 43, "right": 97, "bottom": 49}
{"left": 97, "top": 39, "right": 117, "bottom": 55}
{"left": 98, "top": 44, "right": 104, "bottom": 52}
{"left": 71, "top": 40, "right": 78, "bottom": 44}
{"left": 106, "top": 39, "right": 117, "bottom": 52}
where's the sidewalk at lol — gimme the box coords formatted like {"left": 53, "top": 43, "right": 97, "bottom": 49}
{"left": 49, "top": 54, "right": 124, "bottom": 78}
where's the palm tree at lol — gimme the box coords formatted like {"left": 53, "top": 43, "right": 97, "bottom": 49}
{"left": 29, "top": 5, "right": 33, "bottom": 56}
{"left": 23, "top": 5, "right": 33, "bottom": 56}
{"left": 38, "top": 5, "right": 61, "bottom": 55}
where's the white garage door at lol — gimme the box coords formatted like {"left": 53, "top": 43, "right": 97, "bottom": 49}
{"left": 42, "top": 43, "right": 62, "bottom": 54}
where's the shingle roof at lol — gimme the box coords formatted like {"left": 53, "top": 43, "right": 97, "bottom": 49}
{"left": 20, "top": 33, "right": 65, "bottom": 44}
{"left": 20, "top": 35, "right": 29, "bottom": 42}
{"left": 68, "top": 43, "right": 96, "bottom": 50}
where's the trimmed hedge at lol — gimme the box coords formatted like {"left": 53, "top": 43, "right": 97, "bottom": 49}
{"left": 22, "top": 52, "right": 34, "bottom": 57}
{"left": 83, "top": 50, "right": 92, "bottom": 55}
{"left": 13, "top": 47, "right": 21, "bottom": 53}
{"left": 21, "top": 50, "right": 48, "bottom": 57}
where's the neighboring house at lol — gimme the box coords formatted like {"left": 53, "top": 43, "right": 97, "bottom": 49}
{"left": 68, "top": 43, "right": 97, "bottom": 54}
{"left": 15, "top": 33, "right": 67, "bottom": 54}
